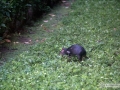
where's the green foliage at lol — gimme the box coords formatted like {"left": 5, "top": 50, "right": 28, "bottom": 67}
{"left": 0, "top": 0, "right": 120, "bottom": 89}
{"left": 0, "top": 0, "right": 10, "bottom": 34}
{"left": 0, "top": 0, "right": 60, "bottom": 36}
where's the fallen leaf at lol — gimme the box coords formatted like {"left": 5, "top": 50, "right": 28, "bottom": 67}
{"left": 36, "top": 40, "right": 39, "bottom": 42}
{"left": 114, "top": 28, "right": 116, "bottom": 30}
{"left": 41, "top": 24, "right": 43, "bottom": 27}
{"left": 5, "top": 39, "right": 11, "bottom": 43}
{"left": 49, "top": 14, "right": 55, "bottom": 17}
{"left": 44, "top": 20, "right": 48, "bottom": 22}
{"left": 29, "top": 39, "right": 32, "bottom": 42}
{"left": 13, "top": 42, "right": 19, "bottom": 44}
{"left": 19, "top": 33, "right": 21, "bottom": 35}
{"left": 65, "top": 7, "right": 69, "bottom": 8}
{"left": 24, "top": 42, "right": 30, "bottom": 44}
{"left": 62, "top": 1, "right": 67, "bottom": 3}
{"left": 52, "top": 24, "right": 57, "bottom": 27}
{"left": 41, "top": 38, "right": 46, "bottom": 42}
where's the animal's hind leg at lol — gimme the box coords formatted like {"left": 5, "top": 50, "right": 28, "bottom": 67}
{"left": 77, "top": 55, "right": 82, "bottom": 61}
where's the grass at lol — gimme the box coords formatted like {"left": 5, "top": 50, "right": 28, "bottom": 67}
{"left": 0, "top": 0, "right": 120, "bottom": 89}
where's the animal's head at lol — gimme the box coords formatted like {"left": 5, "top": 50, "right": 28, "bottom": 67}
{"left": 60, "top": 48, "right": 71, "bottom": 56}
{"left": 60, "top": 48, "right": 67, "bottom": 55}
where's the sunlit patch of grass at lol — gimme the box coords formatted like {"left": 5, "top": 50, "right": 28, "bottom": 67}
{"left": 0, "top": 0, "right": 120, "bottom": 89}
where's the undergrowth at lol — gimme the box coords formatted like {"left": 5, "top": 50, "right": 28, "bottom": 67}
{"left": 0, "top": 0, "right": 120, "bottom": 89}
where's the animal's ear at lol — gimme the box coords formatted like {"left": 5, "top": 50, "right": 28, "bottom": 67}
{"left": 62, "top": 47, "right": 65, "bottom": 50}
{"left": 62, "top": 47, "right": 67, "bottom": 50}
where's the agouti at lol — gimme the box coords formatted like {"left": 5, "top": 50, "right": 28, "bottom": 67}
{"left": 60, "top": 44, "right": 87, "bottom": 61}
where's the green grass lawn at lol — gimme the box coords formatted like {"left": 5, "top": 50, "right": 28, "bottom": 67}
{"left": 0, "top": 0, "right": 120, "bottom": 89}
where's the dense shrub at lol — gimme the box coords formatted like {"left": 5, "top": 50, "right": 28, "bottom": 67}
{"left": 0, "top": 0, "right": 61, "bottom": 37}
{"left": 0, "top": 0, "right": 11, "bottom": 36}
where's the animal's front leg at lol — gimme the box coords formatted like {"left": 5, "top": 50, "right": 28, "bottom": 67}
{"left": 67, "top": 55, "right": 72, "bottom": 62}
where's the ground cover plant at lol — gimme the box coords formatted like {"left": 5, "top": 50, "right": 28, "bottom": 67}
{"left": 0, "top": 0, "right": 120, "bottom": 89}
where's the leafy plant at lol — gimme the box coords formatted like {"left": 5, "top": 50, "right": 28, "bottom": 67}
{"left": 0, "top": 0, "right": 61, "bottom": 36}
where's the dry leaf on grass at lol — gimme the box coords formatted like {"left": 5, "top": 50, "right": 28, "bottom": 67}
{"left": 4, "top": 39, "right": 11, "bottom": 43}
{"left": 44, "top": 20, "right": 48, "bottom": 22}
{"left": 49, "top": 14, "right": 55, "bottom": 17}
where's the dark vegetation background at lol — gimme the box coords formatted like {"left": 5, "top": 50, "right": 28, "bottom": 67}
{"left": 0, "top": 0, "right": 61, "bottom": 39}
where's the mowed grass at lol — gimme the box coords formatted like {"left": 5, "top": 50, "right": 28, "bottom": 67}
{"left": 0, "top": 0, "right": 120, "bottom": 89}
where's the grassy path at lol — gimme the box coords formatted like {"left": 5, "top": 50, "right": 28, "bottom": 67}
{"left": 0, "top": 0, "right": 120, "bottom": 89}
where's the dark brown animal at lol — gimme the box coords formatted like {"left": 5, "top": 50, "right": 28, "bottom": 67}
{"left": 60, "top": 44, "right": 87, "bottom": 61}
